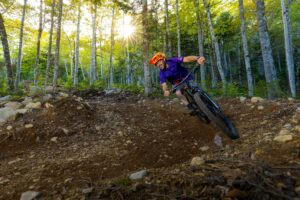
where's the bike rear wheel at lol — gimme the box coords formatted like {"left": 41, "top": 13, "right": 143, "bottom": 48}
{"left": 194, "top": 91, "right": 239, "bottom": 139}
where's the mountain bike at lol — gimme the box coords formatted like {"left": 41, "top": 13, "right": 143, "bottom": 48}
{"left": 172, "top": 66, "right": 239, "bottom": 140}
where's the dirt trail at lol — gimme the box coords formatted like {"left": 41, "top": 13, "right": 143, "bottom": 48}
{"left": 0, "top": 90, "right": 300, "bottom": 199}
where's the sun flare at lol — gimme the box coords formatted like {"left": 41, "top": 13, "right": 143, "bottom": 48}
{"left": 118, "top": 15, "right": 135, "bottom": 39}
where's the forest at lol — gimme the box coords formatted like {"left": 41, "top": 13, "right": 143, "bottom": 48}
{"left": 1, "top": 0, "right": 300, "bottom": 199}
{"left": 0, "top": 0, "right": 299, "bottom": 98}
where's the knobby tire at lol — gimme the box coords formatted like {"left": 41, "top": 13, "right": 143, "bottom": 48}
{"left": 193, "top": 92, "right": 239, "bottom": 140}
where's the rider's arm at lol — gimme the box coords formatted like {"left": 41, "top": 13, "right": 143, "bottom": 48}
{"left": 183, "top": 56, "right": 205, "bottom": 65}
{"left": 161, "top": 82, "right": 170, "bottom": 97}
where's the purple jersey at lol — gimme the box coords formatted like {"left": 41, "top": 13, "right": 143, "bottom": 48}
{"left": 159, "top": 57, "right": 193, "bottom": 84}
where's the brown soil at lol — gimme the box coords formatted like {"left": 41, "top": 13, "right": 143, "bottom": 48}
{"left": 0, "top": 90, "right": 300, "bottom": 200}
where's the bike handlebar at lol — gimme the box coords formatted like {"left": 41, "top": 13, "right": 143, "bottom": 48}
{"left": 172, "top": 64, "right": 200, "bottom": 93}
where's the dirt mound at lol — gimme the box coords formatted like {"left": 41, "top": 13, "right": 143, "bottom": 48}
{"left": 0, "top": 91, "right": 300, "bottom": 199}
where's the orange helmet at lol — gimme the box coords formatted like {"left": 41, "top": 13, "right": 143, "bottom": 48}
{"left": 149, "top": 52, "right": 166, "bottom": 65}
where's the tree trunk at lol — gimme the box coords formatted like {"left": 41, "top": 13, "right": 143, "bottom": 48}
{"left": 126, "top": 40, "right": 131, "bottom": 84}
{"left": 175, "top": 0, "right": 181, "bottom": 57}
{"left": 99, "top": 40, "right": 104, "bottom": 79}
{"left": 142, "top": 0, "right": 151, "bottom": 95}
{"left": 277, "top": 51, "right": 282, "bottom": 72}
{"left": 80, "top": 60, "right": 86, "bottom": 80}
{"left": 254, "top": 0, "right": 278, "bottom": 99}
{"left": 52, "top": 0, "right": 63, "bottom": 90}
{"left": 296, "top": 22, "right": 300, "bottom": 91}
{"left": 33, "top": 0, "right": 43, "bottom": 85}
{"left": 73, "top": 0, "right": 81, "bottom": 87}
{"left": 64, "top": 60, "right": 68, "bottom": 77}
{"left": 194, "top": 0, "right": 206, "bottom": 89}
{"left": 99, "top": 16, "right": 104, "bottom": 79}
{"left": 203, "top": 0, "right": 226, "bottom": 89}
{"left": 0, "top": 13, "right": 13, "bottom": 90}
{"left": 238, "top": 0, "right": 254, "bottom": 96}
{"left": 90, "top": 1, "right": 97, "bottom": 85}
{"left": 45, "top": 0, "right": 55, "bottom": 87}
{"left": 109, "top": 8, "right": 115, "bottom": 88}
{"left": 15, "top": 0, "right": 27, "bottom": 90}
{"left": 209, "top": 43, "right": 217, "bottom": 88}
{"left": 237, "top": 42, "right": 242, "bottom": 85}
{"left": 164, "top": 0, "right": 172, "bottom": 56}
{"left": 280, "top": 0, "right": 296, "bottom": 97}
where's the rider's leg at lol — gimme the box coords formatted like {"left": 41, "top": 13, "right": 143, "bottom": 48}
{"left": 175, "top": 89, "right": 188, "bottom": 105}
{"left": 175, "top": 89, "right": 195, "bottom": 114}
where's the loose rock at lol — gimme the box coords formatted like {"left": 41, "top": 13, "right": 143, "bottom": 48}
{"left": 25, "top": 102, "right": 41, "bottom": 109}
{"left": 274, "top": 134, "right": 293, "bottom": 142}
{"left": 129, "top": 170, "right": 148, "bottom": 180}
{"left": 239, "top": 96, "right": 247, "bottom": 102}
{"left": 200, "top": 146, "right": 210, "bottom": 151}
{"left": 4, "top": 102, "right": 22, "bottom": 110}
{"left": 251, "top": 97, "right": 264, "bottom": 103}
{"left": 20, "top": 191, "right": 41, "bottom": 200}
{"left": 258, "top": 106, "right": 264, "bottom": 110}
{"left": 0, "top": 107, "right": 17, "bottom": 124}
{"left": 51, "top": 137, "right": 58, "bottom": 143}
{"left": 190, "top": 156, "right": 205, "bottom": 166}
{"left": 0, "top": 95, "right": 11, "bottom": 101}
{"left": 25, "top": 124, "right": 34, "bottom": 129}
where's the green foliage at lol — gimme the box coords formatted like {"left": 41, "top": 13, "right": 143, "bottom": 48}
{"left": 113, "top": 83, "right": 144, "bottom": 94}
{"left": 214, "top": 12, "right": 236, "bottom": 40}
{"left": 0, "top": 78, "right": 8, "bottom": 96}
{"left": 117, "top": 177, "right": 132, "bottom": 186}
{"left": 0, "top": 0, "right": 299, "bottom": 99}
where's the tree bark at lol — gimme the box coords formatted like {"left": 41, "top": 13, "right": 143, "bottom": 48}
{"left": 0, "top": 13, "right": 13, "bottom": 90}
{"left": 209, "top": 43, "right": 217, "bottom": 88}
{"left": 15, "top": 0, "right": 27, "bottom": 90}
{"left": 254, "top": 0, "right": 278, "bottom": 99}
{"left": 52, "top": 0, "right": 63, "bottom": 90}
{"left": 109, "top": 8, "right": 115, "bottom": 88}
{"left": 142, "top": 0, "right": 151, "bottom": 95}
{"left": 194, "top": 0, "right": 206, "bottom": 89}
{"left": 203, "top": 0, "right": 226, "bottom": 89}
{"left": 33, "top": 0, "right": 43, "bottom": 85}
{"left": 73, "top": 0, "right": 81, "bottom": 87}
{"left": 238, "top": 0, "right": 254, "bottom": 96}
{"left": 296, "top": 22, "right": 300, "bottom": 91}
{"left": 164, "top": 0, "right": 172, "bottom": 57}
{"left": 280, "top": 0, "right": 296, "bottom": 97}
{"left": 45, "top": 0, "right": 55, "bottom": 87}
{"left": 175, "top": 0, "right": 181, "bottom": 57}
{"left": 90, "top": 1, "right": 97, "bottom": 85}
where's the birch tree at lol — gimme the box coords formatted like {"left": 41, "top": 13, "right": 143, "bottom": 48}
{"left": 297, "top": 22, "right": 300, "bottom": 88}
{"left": 253, "top": 0, "right": 278, "bottom": 98}
{"left": 142, "top": 0, "right": 151, "bottom": 95}
{"left": 15, "top": 0, "right": 27, "bottom": 90}
{"left": 109, "top": 7, "right": 115, "bottom": 88}
{"left": 45, "top": 0, "right": 55, "bottom": 87}
{"left": 280, "top": 0, "right": 296, "bottom": 97}
{"left": 90, "top": 0, "right": 97, "bottom": 85}
{"left": 194, "top": 0, "right": 206, "bottom": 89}
{"left": 164, "top": 0, "right": 172, "bottom": 57}
{"left": 33, "top": 0, "right": 43, "bottom": 85}
{"left": 175, "top": 0, "right": 181, "bottom": 57}
{"left": 0, "top": 13, "right": 13, "bottom": 90}
{"left": 238, "top": 0, "right": 253, "bottom": 96}
{"left": 73, "top": 0, "right": 81, "bottom": 87}
{"left": 53, "top": 0, "right": 63, "bottom": 90}
{"left": 203, "top": 0, "right": 226, "bottom": 88}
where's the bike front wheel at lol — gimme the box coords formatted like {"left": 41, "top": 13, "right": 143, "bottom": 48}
{"left": 193, "top": 91, "right": 239, "bottom": 140}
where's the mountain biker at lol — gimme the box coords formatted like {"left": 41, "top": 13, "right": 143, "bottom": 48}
{"left": 149, "top": 52, "right": 205, "bottom": 113}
